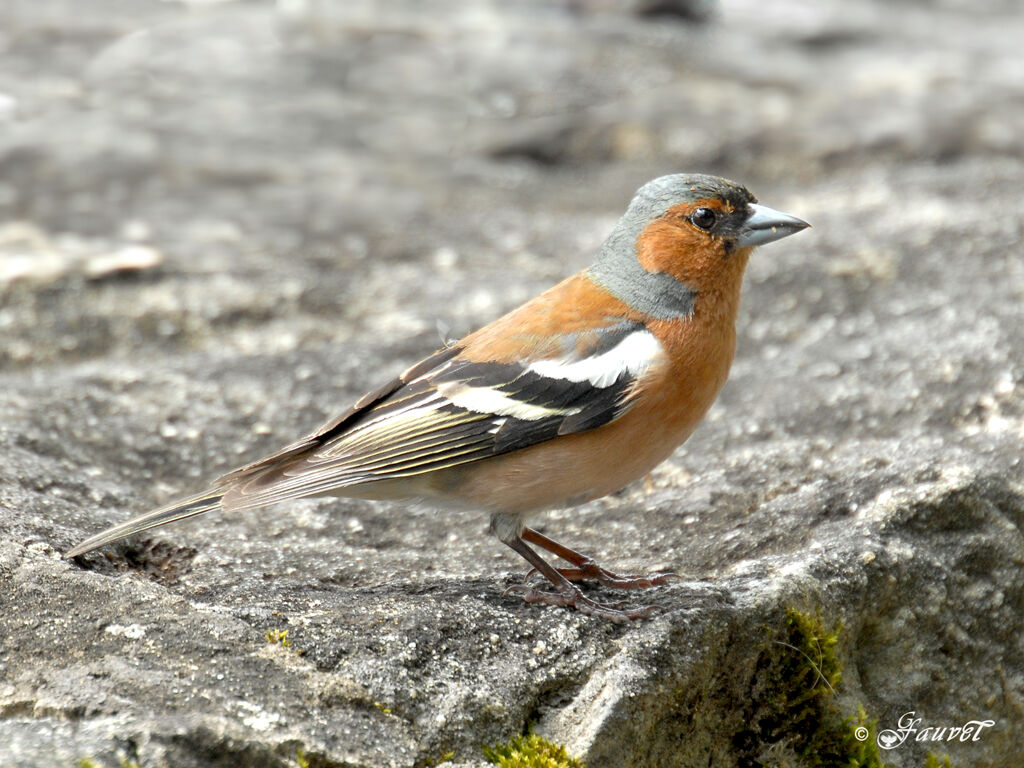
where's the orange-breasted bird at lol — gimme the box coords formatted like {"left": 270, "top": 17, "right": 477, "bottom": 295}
{"left": 67, "top": 174, "right": 809, "bottom": 622}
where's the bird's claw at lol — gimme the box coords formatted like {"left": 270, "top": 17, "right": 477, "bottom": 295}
{"left": 522, "top": 563, "right": 679, "bottom": 590}
{"left": 504, "top": 583, "right": 665, "bottom": 623}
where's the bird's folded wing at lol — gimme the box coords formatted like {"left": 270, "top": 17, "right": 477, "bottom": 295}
{"left": 221, "top": 319, "right": 664, "bottom": 509}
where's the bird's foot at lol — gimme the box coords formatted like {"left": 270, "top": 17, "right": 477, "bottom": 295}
{"left": 504, "top": 582, "right": 664, "bottom": 623}
{"left": 524, "top": 560, "right": 678, "bottom": 590}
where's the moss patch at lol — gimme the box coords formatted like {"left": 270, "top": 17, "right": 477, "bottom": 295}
{"left": 733, "top": 608, "right": 890, "bottom": 767}
{"left": 421, "top": 749, "right": 457, "bottom": 767}
{"left": 483, "top": 732, "right": 586, "bottom": 768}
{"left": 266, "top": 628, "right": 292, "bottom": 647}
{"left": 75, "top": 759, "right": 141, "bottom": 768}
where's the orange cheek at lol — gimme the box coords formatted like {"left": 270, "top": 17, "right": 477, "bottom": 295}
{"left": 634, "top": 220, "right": 724, "bottom": 287}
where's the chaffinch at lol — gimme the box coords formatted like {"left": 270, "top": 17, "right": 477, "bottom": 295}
{"left": 67, "top": 174, "right": 809, "bottom": 622}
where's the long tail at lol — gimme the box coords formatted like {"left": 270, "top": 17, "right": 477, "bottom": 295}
{"left": 64, "top": 489, "right": 224, "bottom": 558}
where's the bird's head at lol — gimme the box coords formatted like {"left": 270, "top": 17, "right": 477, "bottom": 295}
{"left": 589, "top": 174, "right": 809, "bottom": 320}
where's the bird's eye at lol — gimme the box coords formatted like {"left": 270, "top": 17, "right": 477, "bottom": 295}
{"left": 690, "top": 207, "right": 717, "bottom": 231}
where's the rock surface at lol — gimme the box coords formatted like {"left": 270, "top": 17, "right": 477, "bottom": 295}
{"left": 2, "top": 1, "right": 1023, "bottom": 766}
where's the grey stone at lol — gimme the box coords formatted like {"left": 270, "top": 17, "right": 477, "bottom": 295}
{"left": 1, "top": 0, "right": 1023, "bottom": 767}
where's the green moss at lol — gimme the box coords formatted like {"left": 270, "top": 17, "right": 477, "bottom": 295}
{"left": 483, "top": 732, "right": 586, "bottom": 768}
{"left": 265, "top": 627, "right": 305, "bottom": 655}
{"left": 736, "top": 608, "right": 891, "bottom": 767}
{"left": 266, "top": 628, "right": 292, "bottom": 647}
{"left": 421, "top": 749, "right": 457, "bottom": 767}
{"left": 924, "top": 754, "right": 959, "bottom": 768}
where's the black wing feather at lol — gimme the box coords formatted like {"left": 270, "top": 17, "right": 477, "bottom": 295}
{"left": 223, "top": 321, "right": 658, "bottom": 506}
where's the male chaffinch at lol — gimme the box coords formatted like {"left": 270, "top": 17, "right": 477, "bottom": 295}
{"left": 67, "top": 174, "right": 809, "bottom": 622}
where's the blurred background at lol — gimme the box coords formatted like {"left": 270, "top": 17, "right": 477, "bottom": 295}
{"left": 2, "top": 1, "right": 1023, "bottom": 766}
{"left": 3, "top": 0, "right": 1020, "bottom": 376}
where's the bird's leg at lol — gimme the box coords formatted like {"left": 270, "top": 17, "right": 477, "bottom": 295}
{"left": 501, "top": 534, "right": 663, "bottom": 623}
{"left": 521, "top": 527, "right": 677, "bottom": 589}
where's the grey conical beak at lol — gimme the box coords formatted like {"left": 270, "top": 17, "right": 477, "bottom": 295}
{"left": 736, "top": 203, "right": 810, "bottom": 247}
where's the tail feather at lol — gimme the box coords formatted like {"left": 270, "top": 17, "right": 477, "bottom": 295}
{"left": 65, "top": 490, "right": 224, "bottom": 558}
